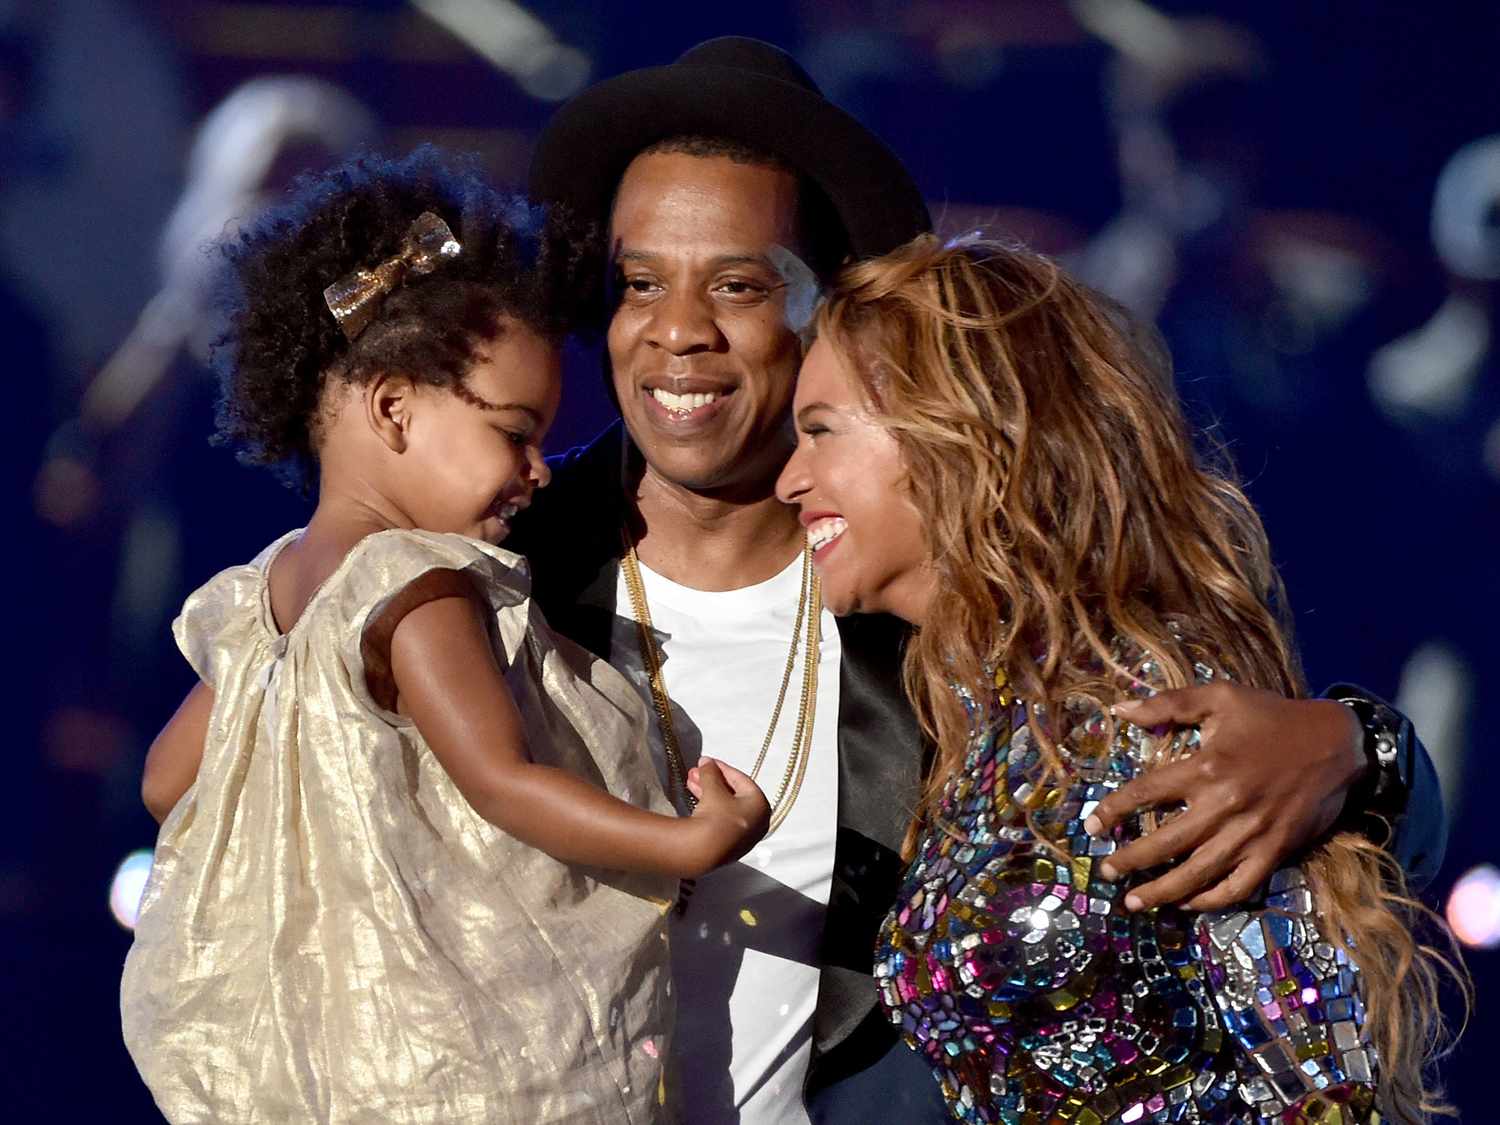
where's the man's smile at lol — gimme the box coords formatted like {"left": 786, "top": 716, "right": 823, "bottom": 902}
{"left": 638, "top": 381, "right": 739, "bottom": 429}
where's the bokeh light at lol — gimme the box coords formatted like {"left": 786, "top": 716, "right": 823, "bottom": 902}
{"left": 109, "top": 849, "right": 155, "bottom": 931}
{"left": 1446, "top": 863, "right": 1500, "bottom": 950}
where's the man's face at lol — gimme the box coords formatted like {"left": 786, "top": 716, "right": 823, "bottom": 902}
{"left": 607, "top": 151, "right": 813, "bottom": 495}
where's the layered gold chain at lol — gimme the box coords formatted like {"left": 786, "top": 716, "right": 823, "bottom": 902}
{"left": 619, "top": 532, "right": 820, "bottom": 836}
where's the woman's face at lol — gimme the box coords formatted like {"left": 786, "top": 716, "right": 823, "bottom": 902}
{"left": 399, "top": 320, "right": 560, "bottom": 544}
{"left": 776, "top": 336, "right": 934, "bottom": 624}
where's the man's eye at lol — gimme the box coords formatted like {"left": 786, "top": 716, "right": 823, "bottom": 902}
{"left": 716, "top": 279, "right": 768, "bottom": 297}
{"left": 621, "top": 276, "right": 660, "bottom": 294}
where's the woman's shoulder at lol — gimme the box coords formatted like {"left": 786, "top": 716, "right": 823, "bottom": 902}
{"left": 1042, "top": 625, "right": 1221, "bottom": 768}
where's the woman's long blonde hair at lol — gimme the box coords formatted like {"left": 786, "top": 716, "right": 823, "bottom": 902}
{"left": 816, "top": 234, "right": 1464, "bottom": 1122}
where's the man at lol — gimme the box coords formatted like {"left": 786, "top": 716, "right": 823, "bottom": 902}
{"left": 513, "top": 37, "right": 1443, "bottom": 1122}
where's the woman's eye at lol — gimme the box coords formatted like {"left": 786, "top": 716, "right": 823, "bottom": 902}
{"left": 504, "top": 430, "right": 531, "bottom": 446}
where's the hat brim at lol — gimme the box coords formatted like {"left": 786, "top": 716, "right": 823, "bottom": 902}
{"left": 528, "top": 62, "right": 931, "bottom": 262}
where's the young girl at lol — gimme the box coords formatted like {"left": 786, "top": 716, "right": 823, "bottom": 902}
{"left": 120, "top": 148, "right": 769, "bottom": 1125}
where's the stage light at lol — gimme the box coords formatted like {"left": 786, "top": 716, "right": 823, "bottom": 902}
{"left": 1445, "top": 863, "right": 1500, "bottom": 950}
{"left": 110, "top": 849, "right": 155, "bottom": 931}
{"left": 412, "top": 0, "right": 590, "bottom": 101}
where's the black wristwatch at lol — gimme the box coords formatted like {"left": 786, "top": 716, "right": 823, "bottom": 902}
{"left": 1333, "top": 691, "right": 1410, "bottom": 825}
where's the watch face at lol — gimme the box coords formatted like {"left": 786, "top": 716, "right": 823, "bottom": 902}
{"left": 1339, "top": 695, "right": 1409, "bottom": 802}
{"left": 1367, "top": 704, "right": 1406, "bottom": 771}
{"left": 1373, "top": 730, "right": 1400, "bottom": 766}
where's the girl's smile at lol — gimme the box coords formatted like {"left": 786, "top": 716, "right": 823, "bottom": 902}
{"left": 389, "top": 318, "right": 559, "bottom": 545}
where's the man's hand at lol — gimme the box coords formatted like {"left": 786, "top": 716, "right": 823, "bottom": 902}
{"left": 1083, "top": 683, "right": 1365, "bottom": 912}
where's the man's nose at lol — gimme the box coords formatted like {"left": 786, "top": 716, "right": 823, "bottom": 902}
{"left": 646, "top": 289, "right": 721, "bottom": 355}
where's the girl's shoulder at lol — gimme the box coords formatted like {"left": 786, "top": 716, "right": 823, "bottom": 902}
{"left": 173, "top": 529, "right": 303, "bottom": 687}
{"left": 177, "top": 529, "right": 535, "bottom": 674}
{"left": 328, "top": 528, "right": 533, "bottom": 618}
{"left": 310, "top": 530, "right": 539, "bottom": 688}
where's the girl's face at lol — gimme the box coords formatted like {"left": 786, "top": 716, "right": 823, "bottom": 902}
{"left": 399, "top": 321, "right": 561, "bottom": 544}
{"left": 775, "top": 336, "right": 934, "bottom": 624}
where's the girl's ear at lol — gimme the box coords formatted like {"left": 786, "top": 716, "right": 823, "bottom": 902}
{"left": 366, "top": 373, "right": 414, "bottom": 453}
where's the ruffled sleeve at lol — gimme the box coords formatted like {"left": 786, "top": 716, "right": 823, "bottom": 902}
{"left": 330, "top": 529, "right": 534, "bottom": 726}
{"left": 170, "top": 533, "right": 291, "bottom": 690}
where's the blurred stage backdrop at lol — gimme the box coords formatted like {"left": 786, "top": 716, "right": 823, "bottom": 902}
{"left": 2, "top": 0, "right": 1494, "bottom": 1117}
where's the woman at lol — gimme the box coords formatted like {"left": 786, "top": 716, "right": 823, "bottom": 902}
{"left": 778, "top": 236, "right": 1453, "bottom": 1123}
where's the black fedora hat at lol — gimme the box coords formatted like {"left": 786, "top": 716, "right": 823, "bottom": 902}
{"left": 528, "top": 36, "right": 931, "bottom": 263}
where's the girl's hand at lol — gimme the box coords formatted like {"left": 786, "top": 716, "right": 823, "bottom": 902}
{"left": 683, "top": 758, "right": 771, "bottom": 872}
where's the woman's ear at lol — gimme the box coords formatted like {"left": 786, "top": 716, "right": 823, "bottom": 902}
{"left": 365, "top": 373, "right": 414, "bottom": 453}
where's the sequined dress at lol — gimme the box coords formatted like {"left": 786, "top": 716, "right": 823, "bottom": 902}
{"left": 121, "top": 529, "right": 678, "bottom": 1124}
{"left": 874, "top": 659, "right": 1379, "bottom": 1125}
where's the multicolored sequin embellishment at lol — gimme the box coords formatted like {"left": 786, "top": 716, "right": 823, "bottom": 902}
{"left": 874, "top": 666, "right": 1379, "bottom": 1124}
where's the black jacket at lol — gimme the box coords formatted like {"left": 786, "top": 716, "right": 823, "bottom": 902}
{"left": 505, "top": 422, "right": 1447, "bottom": 1097}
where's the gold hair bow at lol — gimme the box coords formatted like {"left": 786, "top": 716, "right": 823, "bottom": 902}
{"left": 323, "top": 211, "right": 462, "bottom": 342}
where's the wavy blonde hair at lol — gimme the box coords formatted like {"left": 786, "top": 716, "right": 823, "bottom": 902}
{"left": 816, "top": 234, "right": 1465, "bottom": 1122}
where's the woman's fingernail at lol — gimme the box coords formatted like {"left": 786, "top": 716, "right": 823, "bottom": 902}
{"left": 1084, "top": 815, "right": 1102, "bottom": 836}
{"left": 1125, "top": 893, "right": 1144, "bottom": 912}
{"left": 1099, "top": 861, "right": 1117, "bottom": 881}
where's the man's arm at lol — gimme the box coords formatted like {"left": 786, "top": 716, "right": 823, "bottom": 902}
{"left": 1082, "top": 682, "right": 1446, "bottom": 911}
{"left": 1324, "top": 681, "right": 1445, "bottom": 887}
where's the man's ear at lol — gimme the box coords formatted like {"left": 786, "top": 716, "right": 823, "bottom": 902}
{"left": 366, "top": 373, "right": 415, "bottom": 453}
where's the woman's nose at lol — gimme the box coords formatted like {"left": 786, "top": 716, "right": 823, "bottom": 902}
{"left": 775, "top": 443, "right": 810, "bottom": 506}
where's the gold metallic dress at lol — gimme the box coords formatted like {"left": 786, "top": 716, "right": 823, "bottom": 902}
{"left": 121, "top": 529, "right": 678, "bottom": 1124}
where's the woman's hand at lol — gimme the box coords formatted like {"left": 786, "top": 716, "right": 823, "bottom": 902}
{"left": 683, "top": 759, "right": 772, "bottom": 873}
{"left": 1083, "top": 683, "right": 1365, "bottom": 912}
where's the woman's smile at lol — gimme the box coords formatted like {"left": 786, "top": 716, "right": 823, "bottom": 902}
{"left": 777, "top": 337, "right": 934, "bottom": 623}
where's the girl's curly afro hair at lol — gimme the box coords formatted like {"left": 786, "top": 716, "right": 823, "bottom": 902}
{"left": 212, "top": 146, "right": 601, "bottom": 491}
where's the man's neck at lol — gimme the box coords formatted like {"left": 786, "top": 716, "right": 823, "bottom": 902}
{"left": 631, "top": 466, "right": 804, "bottom": 592}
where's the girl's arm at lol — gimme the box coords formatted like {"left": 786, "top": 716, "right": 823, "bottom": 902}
{"left": 142, "top": 682, "right": 214, "bottom": 824}
{"left": 385, "top": 571, "right": 768, "bottom": 879}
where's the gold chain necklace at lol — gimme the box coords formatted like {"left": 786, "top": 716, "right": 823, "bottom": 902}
{"left": 619, "top": 531, "right": 820, "bottom": 837}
